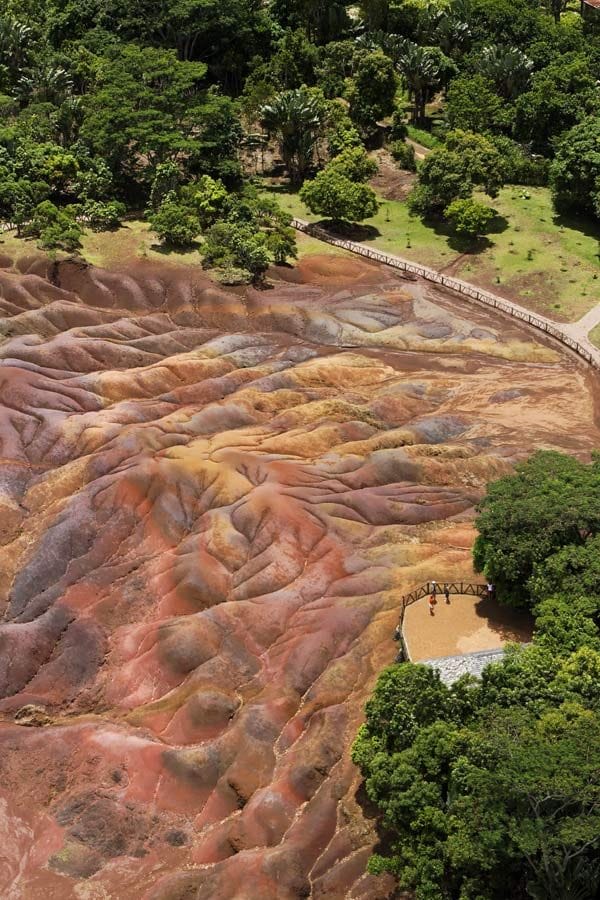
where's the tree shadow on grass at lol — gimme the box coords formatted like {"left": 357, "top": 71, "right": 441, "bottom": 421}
{"left": 552, "top": 210, "right": 600, "bottom": 244}
{"left": 149, "top": 240, "right": 202, "bottom": 255}
{"left": 427, "top": 213, "right": 509, "bottom": 255}
{"left": 317, "top": 220, "right": 382, "bottom": 241}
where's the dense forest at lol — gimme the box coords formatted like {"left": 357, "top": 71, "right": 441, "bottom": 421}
{"left": 354, "top": 452, "right": 600, "bottom": 899}
{"left": 1, "top": 0, "right": 600, "bottom": 281}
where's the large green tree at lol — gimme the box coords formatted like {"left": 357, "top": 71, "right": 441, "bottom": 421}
{"left": 473, "top": 451, "right": 600, "bottom": 607}
{"left": 347, "top": 49, "right": 397, "bottom": 134}
{"left": 550, "top": 117, "right": 600, "bottom": 220}
{"left": 80, "top": 45, "right": 208, "bottom": 190}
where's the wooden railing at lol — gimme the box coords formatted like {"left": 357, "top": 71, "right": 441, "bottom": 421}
{"left": 291, "top": 218, "right": 600, "bottom": 372}
{"left": 394, "top": 581, "right": 489, "bottom": 662}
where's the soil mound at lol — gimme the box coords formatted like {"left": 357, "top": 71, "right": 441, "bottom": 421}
{"left": 0, "top": 249, "right": 598, "bottom": 899}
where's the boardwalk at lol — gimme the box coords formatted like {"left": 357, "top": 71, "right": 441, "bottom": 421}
{"left": 292, "top": 218, "right": 600, "bottom": 371}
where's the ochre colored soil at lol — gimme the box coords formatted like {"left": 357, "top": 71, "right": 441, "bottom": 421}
{"left": 403, "top": 589, "right": 533, "bottom": 661}
{"left": 0, "top": 248, "right": 598, "bottom": 899}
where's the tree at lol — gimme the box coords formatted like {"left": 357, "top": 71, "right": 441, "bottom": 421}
{"left": 354, "top": 670, "right": 600, "bottom": 899}
{"left": 445, "top": 74, "right": 511, "bottom": 135}
{"left": 148, "top": 195, "right": 200, "bottom": 247}
{"left": 324, "top": 99, "right": 362, "bottom": 158}
{"left": 444, "top": 130, "right": 507, "bottom": 197}
{"left": 81, "top": 199, "right": 125, "bottom": 231}
{"left": 267, "top": 29, "right": 319, "bottom": 90}
{"left": 389, "top": 141, "right": 416, "bottom": 171}
{"left": 183, "top": 174, "right": 228, "bottom": 229}
{"left": 80, "top": 46, "right": 208, "bottom": 192}
{"left": 473, "top": 451, "right": 600, "bottom": 607}
{"left": 408, "top": 149, "right": 471, "bottom": 217}
{"left": 396, "top": 42, "right": 453, "bottom": 125}
{"left": 315, "top": 40, "right": 357, "bottom": 99}
{"left": 24, "top": 200, "right": 83, "bottom": 251}
{"left": 478, "top": 45, "right": 533, "bottom": 100}
{"left": 445, "top": 197, "right": 495, "bottom": 239}
{"left": 149, "top": 161, "right": 180, "bottom": 212}
{"left": 550, "top": 117, "right": 600, "bottom": 220}
{"left": 260, "top": 88, "right": 325, "bottom": 184}
{"left": 299, "top": 148, "right": 379, "bottom": 225}
{"left": 300, "top": 170, "right": 379, "bottom": 225}
{"left": 0, "top": 177, "right": 49, "bottom": 230}
{"left": 326, "top": 146, "right": 378, "bottom": 182}
{"left": 347, "top": 50, "right": 397, "bottom": 135}
{"left": 201, "top": 222, "right": 270, "bottom": 282}
{"left": 514, "top": 54, "right": 599, "bottom": 155}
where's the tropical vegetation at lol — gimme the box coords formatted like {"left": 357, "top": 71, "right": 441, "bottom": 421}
{"left": 353, "top": 452, "right": 600, "bottom": 899}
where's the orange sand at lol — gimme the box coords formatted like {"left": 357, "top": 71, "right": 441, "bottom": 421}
{"left": 403, "top": 593, "right": 533, "bottom": 661}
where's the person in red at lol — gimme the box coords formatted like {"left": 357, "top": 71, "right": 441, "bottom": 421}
{"left": 428, "top": 594, "right": 436, "bottom": 616}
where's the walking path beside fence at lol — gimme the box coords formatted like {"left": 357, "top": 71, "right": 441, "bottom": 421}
{"left": 292, "top": 218, "right": 600, "bottom": 372}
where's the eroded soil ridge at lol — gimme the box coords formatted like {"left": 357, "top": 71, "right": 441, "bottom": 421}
{"left": 0, "top": 251, "right": 598, "bottom": 899}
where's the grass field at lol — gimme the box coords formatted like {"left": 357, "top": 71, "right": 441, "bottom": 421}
{"left": 0, "top": 215, "right": 345, "bottom": 274}
{"left": 264, "top": 183, "right": 600, "bottom": 322}
{"left": 590, "top": 323, "right": 600, "bottom": 348}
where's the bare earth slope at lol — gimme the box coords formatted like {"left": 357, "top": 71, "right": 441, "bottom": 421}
{"left": 0, "top": 250, "right": 598, "bottom": 900}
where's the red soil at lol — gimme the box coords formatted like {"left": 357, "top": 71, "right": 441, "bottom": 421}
{"left": 0, "top": 250, "right": 598, "bottom": 899}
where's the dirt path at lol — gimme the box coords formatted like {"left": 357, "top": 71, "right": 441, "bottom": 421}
{"left": 565, "top": 303, "right": 600, "bottom": 344}
{"left": 406, "top": 138, "right": 431, "bottom": 161}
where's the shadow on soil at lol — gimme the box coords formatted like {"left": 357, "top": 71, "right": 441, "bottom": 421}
{"left": 473, "top": 595, "right": 533, "bottom": 642}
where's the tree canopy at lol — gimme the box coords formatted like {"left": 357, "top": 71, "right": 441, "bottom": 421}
{"left": 354, "top": 451, "right": 600, "bottom": 900}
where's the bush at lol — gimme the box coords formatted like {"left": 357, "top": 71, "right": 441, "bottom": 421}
{"left": 82, "top": 199, "right": 125, "bottom": 231}
{"left": 389, "top": 141, "right": 417, "bottom": 172}
{"left": 201, "top": 222, "right": 271, "bottom": 282}
{"left": 300, "top": 170, "right": 379, "bottom": 224}
{"left": 389, "top": 109, "right": 408, "bottom": 142}
{"left": 489, "top": 136, "right": 549, "bottom": 186}
{"left": 445, "top": 197, "right": 495, "bottom": 238}
{"left": 148, "top": 195, "right": 199, "bottom": 248}
{"left": 326, "top": 147, "right": 378, "bottom": 182}
{"left": 24, "top": 200, "right": 83, "bottom": 251}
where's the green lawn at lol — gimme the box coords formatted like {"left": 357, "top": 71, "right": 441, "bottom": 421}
{"left": 265, "top": 183, "right": 600, "bottom": 322}
{"left": 590, "top": 323, "right": 600, "bottom": 349}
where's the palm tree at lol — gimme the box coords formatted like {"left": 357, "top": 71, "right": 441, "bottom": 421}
{"left": 0, "top": 17, "right": 33, "bottom": 77}
{"left": 17, "top": 65, "right": 73, "bottom": 105}
{"left": 397, "top": 42, "right": 444, "bottom": 125}
{"left": 260, "top": 89, "right": 325, "bottom": 185}
{"left": 479, "top": 45, "right": 533, "bottom": 100}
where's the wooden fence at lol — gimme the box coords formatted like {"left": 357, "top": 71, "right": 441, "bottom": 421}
{"left": 292, "top": 218, "right": 600, "bottom": 372}
{"left": 394, "top": 581, "right": 489, "bottom": 662}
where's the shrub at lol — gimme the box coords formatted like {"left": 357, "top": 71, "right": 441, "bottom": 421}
{"left": 201, "top": 222, "right": 270, "bottom": 282}
{"left": 148, "top": 195, "right": 199, "bottom": 248}
{"left": 82, "top": 199, "right": 126, "bottom": 231}
{"left": 300, "top": 170, "right": 379, "bottom": 224}
{"left": 389, "top": 141, "right": 417, "bottom": 171}
{"left": 445, "top": 197, "right": 495, "bottom": 238}
{"left": 24, "top": 200, "right": 83, "bottom": 251}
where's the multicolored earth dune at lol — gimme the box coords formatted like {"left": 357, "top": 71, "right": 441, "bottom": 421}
{"left": 0, "top": 249, "right": 598, "bottom": 899}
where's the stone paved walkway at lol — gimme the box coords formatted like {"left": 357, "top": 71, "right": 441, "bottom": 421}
{"left": 423, "top": 648, "right": 506, "bottom": 685}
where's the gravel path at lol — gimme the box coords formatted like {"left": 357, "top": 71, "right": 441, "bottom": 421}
{"left": 423, "top": 648, "right": 507, "bottom": 685}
